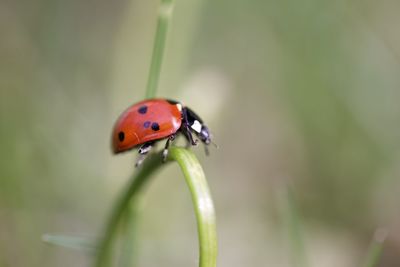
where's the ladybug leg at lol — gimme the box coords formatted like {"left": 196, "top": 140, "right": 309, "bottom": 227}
{"left": 181, "top": 108, "right": 198, "bottom": 146}
{"left": 179, "top": 129, "right": 191, "bottom": 148}
{"left": 184, "top": 137, "right": 191, "bottom": 148}
{"left": 181, "top": 124, "right": 198, "bottom": 146}
{"left": 135, "top": 141, "right": 154, "bottom": 167}
{"left": 162, "top": 134, "right": 176, "bottom": 162}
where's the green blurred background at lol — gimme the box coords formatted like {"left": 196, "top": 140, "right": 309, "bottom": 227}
{"left": 1, "top": 0, "right": 400, "bottom": 266}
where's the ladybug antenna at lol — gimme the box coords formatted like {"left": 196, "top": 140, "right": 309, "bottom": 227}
{"left": 211, "top": 140, "right": 219, "bottom": 149}
{"left": 203, "top": 140, "right": 218, "bottom": 156}
{"left": 207, "top": 131, "right": 218, "bottom": 149}
{"left": 204, "top": 145, "right": 210, "bottom": 156}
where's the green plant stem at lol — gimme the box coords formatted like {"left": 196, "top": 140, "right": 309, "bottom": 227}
{"left": 94, "top": 147, "right": 217, "bottom": 267}
{"left": 145, "top": 0, "right": 175, "bottom": 99}
{"left": 280, "top": 186, "right": 308, "bottom": 267}
{"left": 362, "top": 229, "right": 387, "bottom": 267}
{"left": 168, "top": 147, "right": 218, "bottom": 267}
{"left": 94, "top": 154, "right": 164, "bottom": 267}
{"left": 118, "top": 203, "right": 137, "bottom": 267}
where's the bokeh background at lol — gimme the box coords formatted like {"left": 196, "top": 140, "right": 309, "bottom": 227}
{"left": 1, "top": 0, "right": 400, "bottom": 266}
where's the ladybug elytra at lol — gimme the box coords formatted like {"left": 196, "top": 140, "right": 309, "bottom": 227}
{"left": 112, "top": 98, "right": 212, "bottom": 166}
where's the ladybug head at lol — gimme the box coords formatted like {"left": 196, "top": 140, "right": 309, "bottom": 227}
{"left": 184, "top": 107, "right": 212, "bottom": 146}
{"left": 198, "top": 125, "right": 211, "bottom": 145}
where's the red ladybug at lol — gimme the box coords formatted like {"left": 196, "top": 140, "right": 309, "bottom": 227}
{"left": 112, "top": 98, "right": 212, "bottom": 166}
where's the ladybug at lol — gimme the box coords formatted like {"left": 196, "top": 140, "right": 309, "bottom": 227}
{"left": 112, "top": 98, "right": 212, "bottom": 166}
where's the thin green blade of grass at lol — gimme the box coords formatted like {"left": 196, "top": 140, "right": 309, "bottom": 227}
{"left": 362, "top": 228, "right": 387, "bottom": 267}
{"left": 94, "top": 154, "right": 165, "bottom": 267}
{"left": 279, "top": 186, "right": 308, "bottom": 267}
{"left": 94, "top": 148, "right": 217, "bottom": 267}
{"left": 168, "top": 147, "right": 218, "bottom": 267}
{"left": 145, "top": 0, "right": 175, "bottom": 99}
{"left": 42, "top": 234, "right": 96, "bottom": 252}
{"left": 117, "top": 204, "right": 138, "bottom": 267}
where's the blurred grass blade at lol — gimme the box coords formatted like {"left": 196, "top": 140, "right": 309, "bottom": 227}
{"left": 362, "top": 229, "right": 387, "bottom": 267}
{"left": 42, "top": 234, "right": 96, "bottom": 252}
{"left": 279, "top": 186, "right": 308, "bottom": 267}
{"left": 168, "top": 147, "right": 218, "bottom": 267}
{"left": 117, "top": 204, "right": 138, "bottom": 267}
{"left": 95, "top": 148, "right": 217, "bottom": 267}
{"left": 94, "top": 154, "right": 164, "bottom": 267}
{"left": 145, "top": 0, "right": 174, "bottom": 99}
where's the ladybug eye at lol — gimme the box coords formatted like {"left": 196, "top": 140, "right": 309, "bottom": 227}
{"left": 118, "top": 131, "right": 125, "bottom": 142}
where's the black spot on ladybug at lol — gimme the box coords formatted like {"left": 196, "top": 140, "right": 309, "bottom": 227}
{"left": 138, "top": 105, "right": 148, "bottom": 114}
{"left": 118, "top": 131, "right": 125, "bottom": 142}
{"left": 151, "top": 122, "right": 160, "bottom": 131}
{"left": 143, "top": 121, "right": 151, "bottom": 128}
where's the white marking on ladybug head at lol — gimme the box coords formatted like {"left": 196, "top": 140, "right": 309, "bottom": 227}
{"left": 191, "top": 120, "right": 202, "bottom": 133}
{"left": 176, "top": 103, "right": 182, "bottom": 112}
